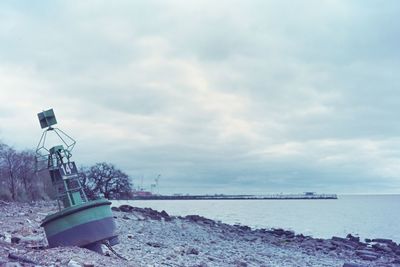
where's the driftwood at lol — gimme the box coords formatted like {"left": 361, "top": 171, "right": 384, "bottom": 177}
{"left": 8, "top": 253, "right": 40, "bottom": 265}
{"left": 0, "top": 200, "right": 9, "bottom": 205}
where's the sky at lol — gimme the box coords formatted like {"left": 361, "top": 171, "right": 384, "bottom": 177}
{"left": 0, "top": 0, "right": 399, "bottom": 194}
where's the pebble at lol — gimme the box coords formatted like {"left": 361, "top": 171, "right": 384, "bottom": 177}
{"left": 186, "top": 247, "right": 199, "bottom": 255}
{"left": 67, "top": 259, "right": 81, "bottom": 267}
{"left": 10, "top": 237, "right": 20, "bottom": 244}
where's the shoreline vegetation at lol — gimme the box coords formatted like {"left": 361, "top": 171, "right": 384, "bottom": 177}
{"left": 1, "top": 201, "right": 400, "bottom": 267}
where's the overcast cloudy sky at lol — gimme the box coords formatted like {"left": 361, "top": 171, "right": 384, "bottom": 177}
{"left": 0, "top": 0, "right": 399, "bottom": 194}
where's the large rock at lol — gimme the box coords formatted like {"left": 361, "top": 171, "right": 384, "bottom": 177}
{"left": 355, "top": 249, "right": 380, "bottom": 261}
{"left": 269, "top": 229, "right": 296, "bottom": 238}
{"left": 119, "top": 205, "right": 134, "bottom": 212}
{"left": 111, "top": 206, "right": 120, "bottom": 212}
{"left": 331, "top": 240, "right": 359, "bottom": 250}
{"left": 160, "top": 210, "right": 172, "bottom": 221}
{"left": 346, "top": 234, "right": 360, "bottom": 243}
{"left": 234, "top": 224, "right": 252, "bottom": 232}
{"left": 372, "top": 243, "right": 393, "bottom": 253}
{"left": 355, "top": 249, "right": 380, "bottom": 257}
{"left": 372, "top": 238, "right": 393, "bottom": 244}
{"left": 332, "top": 236, "right": 347, "bottom": 242}
{"left": 185, "top": 215, "right": 215, "bottom": 226}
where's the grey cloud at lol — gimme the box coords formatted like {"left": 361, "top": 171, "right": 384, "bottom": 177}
{"left": 0, "top": 0, "right": 400, "bottom": 194}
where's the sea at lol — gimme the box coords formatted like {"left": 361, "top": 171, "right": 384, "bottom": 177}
{"left": 112, "top": 194, "right": 400, "bottom": 243}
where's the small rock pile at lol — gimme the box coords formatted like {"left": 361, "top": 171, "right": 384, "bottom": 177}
{"left": 113, "top": 205, "right": 172, "bottom": 221}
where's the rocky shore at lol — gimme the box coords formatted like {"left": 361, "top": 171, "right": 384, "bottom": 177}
{"left": 1, "top": 201, "right": 400, "bottom": 267}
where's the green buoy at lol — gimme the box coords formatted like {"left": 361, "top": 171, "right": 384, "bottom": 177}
{"left": 35, "top": 109, "right": 119, "bottom": 253}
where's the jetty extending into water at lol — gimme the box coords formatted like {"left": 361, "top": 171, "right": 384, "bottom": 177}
{"left": 131, "top": 193, "right": 338, "bottom": 200}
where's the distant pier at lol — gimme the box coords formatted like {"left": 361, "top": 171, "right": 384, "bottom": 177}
{"left": 130, "top": 193, "right": 338, "bottom": 200}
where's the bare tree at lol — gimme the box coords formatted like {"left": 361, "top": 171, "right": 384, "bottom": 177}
{"left": 18, "top": 150, "right": 44, "bottom": 200}
{"left": 0, "top": 143, "right": 9, "bottom": 200}
{"left": 0, "top": 143, "right": 49, "bottom": 201}
{"left": 0, "top": 141, "right": 133, "bottom": 202}
{"left": 79, "top": 162, "right": 133, "bottom": 200}
{"left": 0, "top": 144, "right": 23, "bottom": 201}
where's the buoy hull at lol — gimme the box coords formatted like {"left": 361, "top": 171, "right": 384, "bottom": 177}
{"left": 41, "top": 199, "right": 118, "bottom": 249}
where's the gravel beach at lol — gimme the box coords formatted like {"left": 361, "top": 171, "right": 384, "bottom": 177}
{"left": 1, "top": 201, "right": 399, "bottom": 267}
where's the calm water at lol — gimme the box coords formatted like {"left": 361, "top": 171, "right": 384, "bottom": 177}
{"left": 113, "top": 195, "right": 400, "bottom": 243}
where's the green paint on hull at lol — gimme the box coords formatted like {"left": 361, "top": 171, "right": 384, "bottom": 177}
{"left": 41, "top": 199, "right": 113, "bottom": 237}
